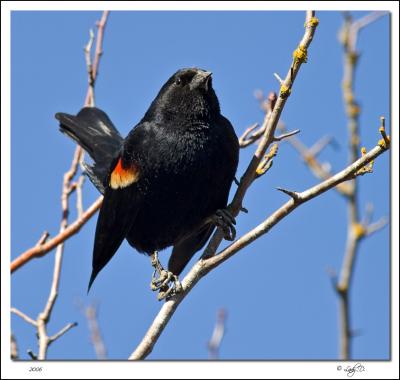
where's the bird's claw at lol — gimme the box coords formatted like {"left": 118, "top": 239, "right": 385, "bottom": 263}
{"left": 212, "top": 208, "right": 236, "bottom": 241}
{"left": 150, "top": 251, "right": 182, "bottom": 301}
{"left": 156, "top": 275, "right": 182, "bottom": 301}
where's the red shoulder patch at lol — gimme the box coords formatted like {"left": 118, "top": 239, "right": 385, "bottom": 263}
{"left": 109, "top": 158, "right": 140, "bottom": 189}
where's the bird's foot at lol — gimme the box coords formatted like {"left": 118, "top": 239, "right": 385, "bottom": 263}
{"left": 150, "top": 251, "right": 182, "bottom": 301}
{"left": 211, "top": 208, "right": 236, "bottom": 241}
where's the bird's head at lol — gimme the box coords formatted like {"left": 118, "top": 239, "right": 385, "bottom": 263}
{"left": 145, "top": 67, "right": 221, "bottom": 123}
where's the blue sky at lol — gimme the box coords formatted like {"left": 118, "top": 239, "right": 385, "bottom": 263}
{"left": 10, "top": 10, "right": 390, "bottom": 360}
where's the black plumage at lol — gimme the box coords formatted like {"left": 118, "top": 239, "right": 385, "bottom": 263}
{"left": 55, "top": 68, "right": 239, "bottom": 295}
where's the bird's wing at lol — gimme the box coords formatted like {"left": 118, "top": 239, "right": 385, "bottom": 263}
{"left": 56, "top": 107, "right": 123, "bottom": 194}
{"left": 88, "top": 155, "right": 141, "bottom": 291}
{"left": 168, "top": 224, "right": 215, "bottom": 276}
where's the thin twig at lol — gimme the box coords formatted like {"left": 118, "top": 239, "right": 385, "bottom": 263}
{"left": 308, "top": 135, "right": 337, "bottom": 157}
{"left": 348, "top": 11, "right": 387, "bottom": 51}
{"left": 36, "top": 231, "right": 50, "bottom": 246}
{"left": 49, "top": 322, "right": 78, "bottom": 343}
{"left": 11, "top": 11, "right": 110, "bottom": 275}
{"left": 239, "top": 92, "right": 277, "bottom": 148}
{"left": 85, "top": 303, "right": 108, "bottom": 359}
{"left": 11, "top": 11, "right": 110, "bottom": 360}
{"left": 273, "top": 129, "right": 300, "bottom": 141}
{"left": 84, "top": 28, "right": 95, "bottom": 107}
{"left": 279, "top": 123, "right": 353, "bottom": 197}
{"left": 365, "top": 217, "right": 387, "bottom": 236}
{"left": 11, "top": 196, "right": 103, "bottom": 273}
{"left": 75, "top": 175, "right": 86, "bottom": 218}
{"left": 335, "top": 12, "right": 388, "bottom": 360}
{"left": 11, "top": 307, "right": 37, "bottom": 327}
{"left": 27, "top": 350, "right": 37, "bottom": 360}
{"left": 84, "top": 11, "right": 109, "bottom": 107}
{"left": 207, "top": 309, "right": 227, "bottom": 360}
{"left": 202, "top": 10, "right": 318, "bottom": 260}
{"left": 36, "top": 145, "right": 83, "bottom": 360}
{"left": 11, "top": 334, "right": 19, "bottom": 360}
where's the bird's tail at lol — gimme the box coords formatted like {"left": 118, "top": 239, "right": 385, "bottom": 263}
{"left": 55, "top": 107, "right": 123, "bottom": 194}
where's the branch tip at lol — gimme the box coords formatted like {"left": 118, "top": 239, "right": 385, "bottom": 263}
{"left": 36, "top": 231, "right": 50, "bottom": 247}
{"left": 256, "top": 144, "right": 278, "bottom": 177}
{"left": 276, "top": 187, "right": 300, "bottom": 200}
{"left": 273, "top": 72, "right": 284, "bottom": 84}
{"left": 49, "top": 322, "right": 78, "bottom": 343}
{"left": 27, "top": 349, "right": 37, "bottom": 360}
{"left": 378, "top": 117, "right": 390, "bottom": 149}
{"left": 274, "top": 129, "right": 300, "bottom": 141}
{"left": 305, "top": 16, "right": 319, "bottom": 28}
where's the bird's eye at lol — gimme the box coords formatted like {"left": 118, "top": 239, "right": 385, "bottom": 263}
{"left": 175, "top": 77, "right": 182, "bottom": 86}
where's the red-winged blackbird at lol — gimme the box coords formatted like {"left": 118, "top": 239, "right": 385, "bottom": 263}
{"left": 56, "top": 68, "right": 239, "bottom": 299}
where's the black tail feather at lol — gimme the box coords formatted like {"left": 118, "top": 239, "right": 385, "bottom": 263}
{"left": 55, "top": 107, "right": 123, "bottom": 193}
{"left": 88, "top": 186, "right": 140, "bottom": 292}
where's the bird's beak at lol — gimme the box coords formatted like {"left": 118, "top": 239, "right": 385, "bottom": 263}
{"left": 191, "top": 71, "right": 212, "bottom": 91}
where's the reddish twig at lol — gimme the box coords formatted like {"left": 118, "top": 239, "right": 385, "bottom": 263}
{"left": 11, "top": 196, "right": 103, "bottom": 273}
{"left": 84, "top": 10, "right": 109, "bottom": 107}
{"left": 11, "top": 11, "right": 110, "bottom": 360}
{"left": 11, "top": 11, "right": 109, "bottom": 275}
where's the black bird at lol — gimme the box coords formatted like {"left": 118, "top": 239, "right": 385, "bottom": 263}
{"left": 55, "top": 68, "right": 239, "bottom": 299}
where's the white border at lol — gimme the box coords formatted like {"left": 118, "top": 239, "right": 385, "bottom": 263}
{"left": 1, "top": 1, "right": 398, "bottom": 11}
{"left": 2, "top": 1, "right": 398, "bottom": 379}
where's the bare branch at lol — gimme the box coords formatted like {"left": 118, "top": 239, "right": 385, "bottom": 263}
{"left": 84, "top": 28, "right": 95, "bottom": 107}
{"left": 207, "top": 143, "right": 387, "bottom": 270}
{"left": 276, "top": 187, "right": 300, "bottom": 201}
{"left": 239, "top": 92, "right": 277, "bottom": 148}
{"left": 11, "top": 307, "right": 37, "bottom": 327}
{"left": 36, "top": 140, "right": 84, "bottom": 359}
{"left": 10, "top": 196, "right": 102, "bottom": 273}
{"left": 48, "top": 322, "right": 78, "bottom": 344}
{"left": 365, "top": 217, "right": 387, "bottom": 236}
{"left": 75, "top": 175, "right": 86, "bottom": 218}
{"left": 85, "top": 303, "right": 108, "bottom": 359}
{"left": 349, "top": 12, "right": 388, "bottom": 51}
{"left": 36, "top": 231, "right": 50, "bottom": 246}
{"left": 308, "top": 135, "right": 337, "bottom": 157}
{"left": 11, "top": 11, "right": 110, "bottom": 361}
{"left": 208, "top": 309, "right": 227, "bottom": 359}
{"left": 256, "top": 144, "right": 278, "bottom": 177}
{"left": 335, "top": 12, "right": 389, "bottom": 360}
{"left": 280, "top": 123, "right": 353, "bottom": 197}
{"left": 362, "top": 202, "right": 374, "bottom": 225}
{"left": 11, "top": 11, "right": 110, "bottom": 275}
{"left": 11, "top": 334, "right": 19, "bottom": 360}
{"left": 84, "top": 11, "right": 109, "bottom": 107}
{"left": 27, "top": 350, "right": 37, "bottom": 360}
{"left": 201, "top": 10, "right": 319, "bottom": 260}
{"left": 238, "top": 122, "right": 259, "bottom": 145}
{"left": 273, "top": 72, "right": 284, "bottom": 84}
{"left": 129, "top": 122, "right": 389, "bottom": 360}
{"left": 273, "top": 129, "right": 300, "bottom": 142}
